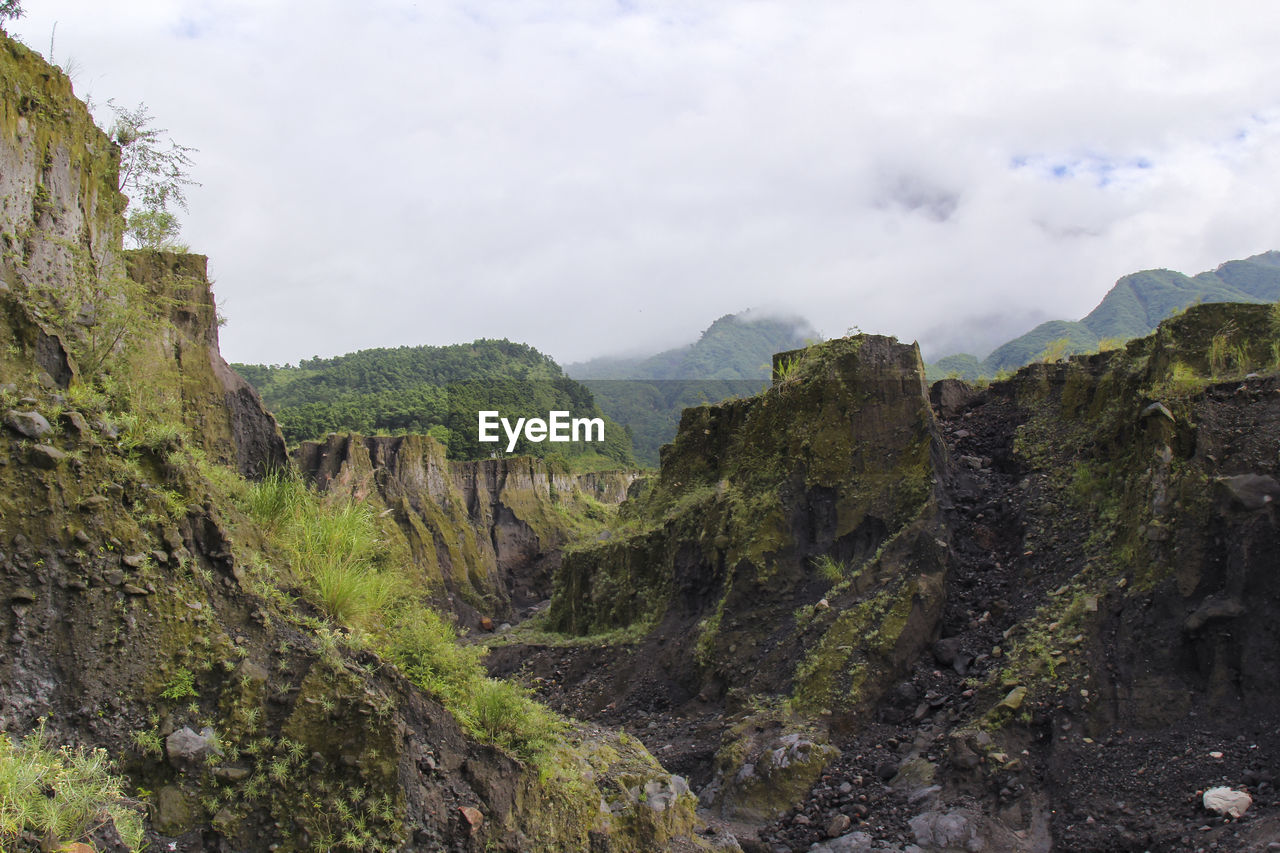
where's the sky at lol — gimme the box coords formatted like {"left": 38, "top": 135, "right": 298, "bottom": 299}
{"left": 10, "top": 1, "right": 1280, "bottom": 365}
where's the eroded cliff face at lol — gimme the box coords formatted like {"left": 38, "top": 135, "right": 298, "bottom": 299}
{"left": 123, "top": 251, "right": 288, "bottom": 477}
{"left": 545, "top": 336, "right": 946, "bottom": 712}
{"left": 0, "top": 33, "right": 702, "bottom": 853}
{"left": 485, "top": 335, "right": 953, "bottom": 824}
{"left": 0, "top": 34, "right": 284, "bottom": 479}
{"left": 491, "top": 307, "right": 1280, "bottom": 851}
{"left": 295, "top": 431, "right": 642, "bottom": 624}
{"left": 0, "top": 38, "right": 120, "bottom": 302}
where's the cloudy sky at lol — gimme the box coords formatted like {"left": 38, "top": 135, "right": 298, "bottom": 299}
{"left": 11, "top": 1, "right": 1280, "bottom": 365}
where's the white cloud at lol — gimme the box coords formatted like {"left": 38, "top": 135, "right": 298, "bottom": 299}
{"left": 12, "top": 0, "right": 1280, "bottom": 365}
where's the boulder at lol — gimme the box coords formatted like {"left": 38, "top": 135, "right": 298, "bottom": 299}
{"left": 154, "top": 784, "right": 196, "bottom": 835}
{"left": 30, "top": 444, "right": 67, "bottom": 468}
{"left": 3, "top": 409, "right": 51, "bottom": 439}
{"left": 809, "top": 830, "right": 873, "bottom": 853}
{"left": 166, "top": 726, "right": 220, "bottom": 767}
{"left": 930, "top": 379, "right": 979, "bottom": 418}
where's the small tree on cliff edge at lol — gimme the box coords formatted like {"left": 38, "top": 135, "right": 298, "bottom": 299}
{"left": 0, "top": 2, "right": 23, "bottom": 25}
{"left": 108, "top": 99, "right": 200, "bottom": 250}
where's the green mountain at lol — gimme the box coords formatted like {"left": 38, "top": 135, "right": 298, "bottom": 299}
{"left": 569, "top": 311, "right": 816, "bottom": 380}
{"left": 931, "top": 250, "right": 1280, "bottom": 378}
{"left": 234, "top": 340, "right": 635, "bottom": 467}
{"left": 566, "top": 312, "right": 818, "bottom": 465}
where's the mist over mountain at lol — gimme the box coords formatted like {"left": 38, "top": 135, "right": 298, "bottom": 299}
{"left": 566, "top": 310, "right": 817, "bottom": 381}
{"left": 566, "top": 311, "right": 818, "bottom": 465}
{"left": 931, "top": 250, "right": 1280, "bottom": 378}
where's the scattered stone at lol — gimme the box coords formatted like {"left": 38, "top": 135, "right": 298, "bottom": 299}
{"left": 3, "top": 410, "right": 51, "bottom": 438}
{"left": 63, "top": 410, "right": 90, "bottom": 435}
{"left": 891, "top": 756, "right": 937, "bottom": 791}
{"left": 459, "top": 806, "right": 484, "bottom": 831}
{"left": 1203, "top": 786, "right": 1251, "bottom": 818}
{"left": 166, "top": 727, "right": 219, "bottom": 767}
{"left": 10, "top": 587, "right": 36, "bottom": 603}
{"left": 1140, "top": 402, "right": 1174, "bottom": 422}
{"left": 30, "top": 444, "right": 67, "bottom": 468}
{"left": 932, "top": 637, "right": 965, "bottom": 666}
{"left": 213, "top": 765, "right": 250, "bottom": 781}
{"left": 122, "top": 584, "right": 150, "bottom": 595}
{"left": 237, "top": 660, "right": 270, "bottom": 684}
{"left": 122, "top": 554, "right": 146, "bottom": 568}
{"left": 479, "top": 616, "right": 494, "bottom": 631}
{"left": 103, "top": 570, "right": 124, "bottom": 586}
{"left": 997, "top": 686, "right": 1026, "bottom": 712}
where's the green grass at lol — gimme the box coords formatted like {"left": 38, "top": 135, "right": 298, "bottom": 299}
{"left": 0, "top": 721, "right": 144, "bottom": 850}
{"left": 1207, "top": 323, "right": 1249, "bottom": 377}
{"left": 810, "top": 554, "right": 848, "bottom": 584}
{"left": 242, "top": 473, "right": 400, "bottom": 630}
{"left": 241, "top": 474, "right": 564, "bottom": 765}
{"left": 383, "top": 611, "right": 563, "bottom": 762}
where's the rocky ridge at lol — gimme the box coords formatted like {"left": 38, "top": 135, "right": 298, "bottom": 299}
{"left": 488, "top": 304, "right": 1280, "bottom": 852}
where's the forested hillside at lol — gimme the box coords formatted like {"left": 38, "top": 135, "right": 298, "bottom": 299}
{"left": 235, "top": 340, "right": 635, "bottom": 467}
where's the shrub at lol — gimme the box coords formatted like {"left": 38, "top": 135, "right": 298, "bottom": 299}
{"left": 1207, "top": 330, "right": 1248, "bottom": 377}
{"left": 160, "top": 666, "right": 197, "bottom": 700}
{"left": 0, "top": 722, "right": 144, "bottom": 849}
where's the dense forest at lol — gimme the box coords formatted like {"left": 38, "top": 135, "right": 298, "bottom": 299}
{"left": 235, "top": 340, "right": 636, "bottom": 468}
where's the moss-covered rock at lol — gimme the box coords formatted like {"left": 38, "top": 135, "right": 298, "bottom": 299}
{"left": 705, "top": 700, "right": 839, "bottom": 822}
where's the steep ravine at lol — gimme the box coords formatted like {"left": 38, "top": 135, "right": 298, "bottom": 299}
{"left": 487, "top": 307, "right": 1280, "bottom": 852}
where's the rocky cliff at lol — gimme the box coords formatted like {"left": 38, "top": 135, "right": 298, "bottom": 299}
{"left": 489, "top": 335, "right": 950, "bottom": 825}
{"left": 0, "top": 33, "right": 706, "bottom": 853}
{"left": 295, "top": 432, "right": 643, "bottom": 625}
{"left": 489, "top": 305, "right": 1280, "bottom": 852}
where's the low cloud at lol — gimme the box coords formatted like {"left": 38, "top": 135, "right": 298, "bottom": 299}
{"left": 13, "top": 1, "right": 1280, "bottom": 365}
